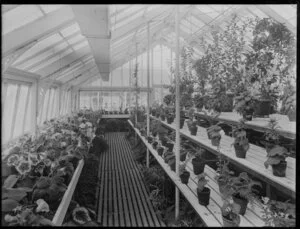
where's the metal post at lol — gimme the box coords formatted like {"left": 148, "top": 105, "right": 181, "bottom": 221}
{"left": 151, "top": 46, "right": 154, "bottom": 105}
{"left": 160, "top": 44, "right": 163, "bottom": 103}
{"left": 175, "top": 5, "right": 180, "bottom": 221}
{"left": 146, "top": 22, "right": 150, "bottom": 168}
{"left": 135, "top": 42, "right": 138, "bottom": 127}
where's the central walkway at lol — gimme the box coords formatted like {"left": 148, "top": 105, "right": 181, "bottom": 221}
{"left": 97, "top": 132, "right": 165, "bottom": 227}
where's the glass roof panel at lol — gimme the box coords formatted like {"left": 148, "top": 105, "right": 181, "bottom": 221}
{"left": 113, "top": 10, "right": 144, "bottom": 31}
{"left": 15, "top": 33, "right": 63, "bottom": 63}
{"left": 17, "top": 43, "right": 69, "bottom": 70}
{"left": 73, "top": 40, "right": 89, "bottom": 51}
{"left": 30, "top": 48, "right": 73, "bottom": 72}
{"left": 115, "top": 5, "right": 144, "bottom": 22}
{"left": 39, "top": 4, "right": 65, "bottom": 14}
{"left": 268, "top": 5, "right": 296, "bottom": 20}
{"left": 3, "top": 5, "right": 44, "bottom": 35}
{"left": 60, "top": 23, "right": 80, "bottom": 37}
{"left": 67, "top": 34, "right": 85, "bottom": 45}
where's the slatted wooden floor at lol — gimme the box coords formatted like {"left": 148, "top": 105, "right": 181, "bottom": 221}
{"left": 97, "top": 132, "right": 165, "bottom": 227}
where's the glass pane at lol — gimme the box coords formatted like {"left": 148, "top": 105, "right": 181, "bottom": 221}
{"left": 2, "top": 84, "right": 18, "bottom": 143}
{"left": 24, "top": 88, "right": 32, "bottom": 133}
{"left": 47, "top": 88, "right": 55, "bottom": 119}
{"left": 3, "top": 5, "right": 44, "bottom": 35}
{"left": 13, "top": 85, "right": 29, "bottom": 138}
{"left": 60, "top": 23, "right": 80, "bottom": 37}
{"left": 40, "top": 89, "right": 50, "bottom": 125}
{"left": 39, "top": 4, "right": 64, "bottom": 14}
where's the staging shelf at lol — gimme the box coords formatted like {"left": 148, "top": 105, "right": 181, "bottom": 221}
{"left": 128, "top": 120, "right": 266, "bottom": 227}
{"left": 150, "top": 116, "right": 296, "bottom": 199}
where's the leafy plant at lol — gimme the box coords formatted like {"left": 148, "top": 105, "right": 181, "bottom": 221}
{"left": 234, "top": 90, "right": 258, "bottom": 116}
{"left": 221, "top": 200, "right": 240, "bottom": 224}
{"left": 231, "top": 119, "right": 249, "bottom": 151}
{"left": 260, "top": 197, "right": 295, "bottom": 227}
{"left": 197, "top": 173, "right": 209, "bottom": 192}
{"left": 264, "top": 145, "right": 289, "bottom": 169}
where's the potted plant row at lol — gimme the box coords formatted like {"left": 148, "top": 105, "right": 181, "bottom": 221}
{"left": 2, "top": 115, "right": 90, "bottom": 226}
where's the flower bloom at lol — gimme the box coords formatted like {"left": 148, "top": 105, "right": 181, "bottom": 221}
{"left": 72, "top": 207, "right": 91, "bottom": 225}
{"left": 7, "top": 155, "right": 20, "bottom": 167}
{"left": 16, "top": 160, "right": 32, "bottom": 175}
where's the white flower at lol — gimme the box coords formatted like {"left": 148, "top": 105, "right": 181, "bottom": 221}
{"left": 36, "top": 199, "right": 50, "bottom": 213}
{"left": 79, "top": 123, "right": 86, "bottom": 129}
{"left": 61, "top": 142, "right": 67, "bottom": 147}
{"left": 4, "top": 214, "right": 18, "bottom": 223}
{"left": 220, "top": 130, "right": 225, "bottom": 136}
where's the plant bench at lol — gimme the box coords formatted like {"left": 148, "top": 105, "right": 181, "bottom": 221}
{"left": 52, "top": 159, "right": 84, "bottom": 226}
{"left": 128, "top": 120, "right": 266, "bottom": 227}
{"left": 150, "top": 116, "right": 295, "bottom": 199}
{"left": 101, "top": 114, "right": 130, "bottom": 119}
{"left": 194, "top": 112, "right": 296, "bottom": 139}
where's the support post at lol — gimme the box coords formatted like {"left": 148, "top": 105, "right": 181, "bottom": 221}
{"left": 146, "top": 22, "right": 150, "bottom": 168}
{"left": 135, "top": 42, "right": 138, "bottom": 127}
{"left": 160, "top": 44, "right": 163, "bottom": 103}
{"left": 151, "top": 46, "right": 154, "bottom": 105}
{"left": 175, "top": 5, "right": 180, "bottom": 221}
{"left": 32, "top": 80, "right": 38, "bottom": 136}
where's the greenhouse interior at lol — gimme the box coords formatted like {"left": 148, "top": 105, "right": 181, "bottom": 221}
{"left": 1, "top": 4, "right": 296, "bottom": 227}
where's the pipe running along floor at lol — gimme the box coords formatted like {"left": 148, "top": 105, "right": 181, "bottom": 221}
{"left": 97, "top": 132, "right": 165, "bottom": 227}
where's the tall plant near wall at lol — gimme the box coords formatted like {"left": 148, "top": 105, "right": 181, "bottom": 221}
{"left": 168, "top": 46, "right": 195, "bottom": 109}
{"left": 244, "top": 17, "right": 296, "bottom": 113}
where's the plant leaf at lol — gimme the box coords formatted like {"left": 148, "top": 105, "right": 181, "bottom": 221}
{"left": 2, "top": 199, "right": 19, "bottom": 212}
{"left": 3, "top": 175, "right": 19, "bottom": 189}
{"left": 2, "top": 188, "right": 27, "bottom": 201}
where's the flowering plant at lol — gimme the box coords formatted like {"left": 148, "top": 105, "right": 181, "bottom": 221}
{"left": 260, "top": 197, "right": 295, "bottom": 227}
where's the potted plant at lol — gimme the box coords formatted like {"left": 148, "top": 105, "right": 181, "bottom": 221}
{"left": 231, "top": 120, "right": 250, "bottom": 158}
{"left": 152, "top": 141, "right": 158, "bottom": 150}
{"left": 207, "top": 124, "right": 223, "bottom": 146}
{"left": 166, "top": 113, "right": 175, "bottom": 124}
{"left": 147, "top": 136, "right": 154, "bottom": 144}
{"left": 234, "top": 91, "right": 257, "bottom": 121}
{"left": 179, "top": 163, "right": 190, "bottom": 184}
{"left": 262, "top": 118, "right": 280, "bottom": 153}
{"left": 215, "top": 157, "right": 234, "bottom": 195}
{"left": 221, "top": 200, "right": 241, "bottom": 227}
{"left": 264, "top": 145, "right": 289, "bottom": 177}
{"left": 157, "top": 145, "right": 165, "bottom": 156}
{"left": 191, "top": 148, "right": 206, "bottom": 175}
{"left": 196, "top": 173, "right": 210, "bottom": 206}
{"left": 227, "top": 172, "right": 262, "bottom": 215}
{"left": 280, "top": 81, "right": 296, "bottom": 122}
{"left": 168, "top": 156, "right": 176, "bottom": 172}
{"left": 160, "top": 108, "right": 166, "bottom": 121}
{"left": 164, "top": 151, "right": 174, "bottom": 164}
{"left": 189, "top": 121, "right": 198, "bottom": 136}
{"left": 260, "top": 197, "right": 295, "bottom": 227}
{"left": 193, "top": 94, "right": 204, "bottom": 112}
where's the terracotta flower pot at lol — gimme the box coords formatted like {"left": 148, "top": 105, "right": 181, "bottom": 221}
{"left": 211, "top": 137, "right": 220, "bottom": 146}
{"left": 254, "top": 99, "right": 271, "bottom": 117}
{"left": 232, "top": 194, "right": 248, "bottom": 216}
{"left": 152, "top": 141, "right": 158, "bottom": 150}
{"left": 168, "top": 158, "right": 176, "bottom": 171}
{"left": 167, "top": 117, "right": 174, "bottom": 124}
{"left": 190, "top": 126, "right": 198, "bottom": 136}
{"left": 179, "top": 171, "right": 190, "bottom": 184}
{"left": 180, "top": 119, "right": 185, "bottom": 129}
{"left": 272, "top": 161, "right": 287, "bottom": 177}
{"left": 157, "top": 147, "right": 164, "bottom": 156}
{"left": 197, "top": 187, "right": 211, "bottom": 206}
{"left": 234, "top": 144, "right": 247, "bottom": 158}
{"left": 222, "top": 214, "right": 240, "bottom": 227}
{"left": 192, "top": 158, "right": 205, "bottom": 175}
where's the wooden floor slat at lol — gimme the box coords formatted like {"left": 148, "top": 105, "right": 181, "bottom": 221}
{"left": 97, "top": 132, "right": 164, "bottom": 227}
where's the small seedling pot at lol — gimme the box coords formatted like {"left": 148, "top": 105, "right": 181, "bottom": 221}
{"left": 234, "top": 144, "right": 247, "bottom": 158}
{"left": 180, "top": 119, "right": 185, "bottom": 129}
{"left": 211, "top": 137, "right": 221, "bottom": 146}
{"left": 222, "top": 214, "right": 240, "bottom": 227}
{"left": 157, "top": 147, "right": 164, "bottom": 156}
{"left": 192, "top": 158, "right": 205, "bottom": 175}
{"left": 243, "top": 107, "right": 254, "bottom": 121}
{"left": 167, "top": 117, "right": 174, "bottom": 124}
{"left": 152, "top": 141, "right": 158, "bottom": 150}
{"left": 179, "top": 171, "right": 190, "bottom": 184}
{"left": 272, "top": 161, "right": 287, "bottom": 177}
{"left": 180, "top": 151, "right": 187, "bottom": 161}
{"left": 197, "top": 187, "right": 211, "bottom": 206}
{"left": 190, "top": 126, "right": 198, "bottom": 136}
{"left": 147, "top": 136, "right": 153, "bottom": 144}
{"left": 168, "top": 158, "right": 176, "bottom": 171}
{"left": 232, "top": 194, "right": 248, "bottom": 216}
{"left": 166, "top": 142, "right": 174, "bottom": 152}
